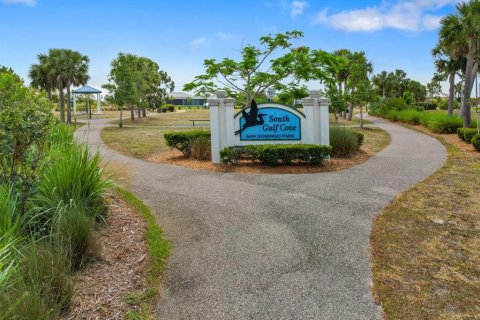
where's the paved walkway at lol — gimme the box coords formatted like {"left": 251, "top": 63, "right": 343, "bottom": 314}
{"left": 76, "top": 117, "right": 446, "bottom": 320}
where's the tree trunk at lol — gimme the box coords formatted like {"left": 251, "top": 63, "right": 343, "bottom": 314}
{"left": 119, "top": 107, "right": 123, "bottom": 128}
{"left": 47, "top": 89, "right": 52, "bottom": 101}
{"left": 130, "top": 105, "right": 135, "bottom": 121}
{"left": 137, "top": 107, "right": 141, "bottom": 118}
{"left": 142, "top": 107, "right": 146, "bottom": 117}
{"left": 462, "top": 47, "right": 475, "bottom": 127}
{"left": 58, "top": 87, "right": 65, "bottom": 122}
{"left": 66, "top": 82, "right": 72, "bottom": 124}
{"left": 382, "top": 86, "right": 386, "bottom": 99}
{"left": 347, "top": 104, "right": 354, "bottom": 121}
{"left": 448, "top": 71, "right": 455, "bottom": 116}
{"left": 360, "top": 106, "right": 364, "bottom": 128}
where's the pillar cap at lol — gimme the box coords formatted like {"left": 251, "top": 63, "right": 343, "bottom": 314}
{"left": 216, "top": 90, "right": 227, "bottom": 98}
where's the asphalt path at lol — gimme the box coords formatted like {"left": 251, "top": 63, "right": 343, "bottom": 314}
{"left": 76, "top": 116, "right": 446, "bottom": 320}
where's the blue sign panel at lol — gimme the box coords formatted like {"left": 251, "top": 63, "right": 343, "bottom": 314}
{"left": 238, "top": 107, "right": 301, "bottom": 141}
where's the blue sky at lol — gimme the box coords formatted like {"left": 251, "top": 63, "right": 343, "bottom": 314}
{"left": 0, "top": 0, "right": 459, "bottom": 93}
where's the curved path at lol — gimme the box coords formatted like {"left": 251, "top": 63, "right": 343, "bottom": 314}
{"left": 77, "top": 116, "right": 446, "bottom": 320}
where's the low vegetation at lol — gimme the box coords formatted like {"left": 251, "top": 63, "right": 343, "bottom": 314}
{"left": 329, "top": 127, "right": 364, "bottom": 157}
{"left": 164, "top": 130, "right": 211, "bottom": 157}
{"left": 0, "top": 69, "right": 111, "bottom": 319}
{"left": 220, "top": 144, "right": 332, "bottom": 165}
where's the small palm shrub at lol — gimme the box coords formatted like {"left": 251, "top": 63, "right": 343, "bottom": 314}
{"left": 425, "top": 114, "right": 464, "bottom": 133}
{"left": 190, "top": 136, "right": 211, "bottom": 160}
{"left": 330, "top": 127, "right": 360, "bottom": 157}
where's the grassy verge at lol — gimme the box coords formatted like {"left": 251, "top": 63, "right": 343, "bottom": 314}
{"left": 114, "top": 186, "right": 170, "bottom": 319}
{"left": 371, "top": 137, "right": 480, "bottom": 319}
{"left": 355, "top": 127, "right": 391, "bottom": 153}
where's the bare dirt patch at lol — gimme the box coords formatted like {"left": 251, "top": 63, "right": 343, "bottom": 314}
{"left": 63, "top": 193, "right": 148, "bottom": 320}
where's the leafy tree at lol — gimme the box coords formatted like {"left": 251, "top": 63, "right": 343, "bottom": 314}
{"left": 427, "top": 76, "right": 442, "bottom": 99}
{"left": 0, "top": 68, "right": 55, "bottom": 211}
{"left": 103, "top": 53, "right": 173, "bottom": 127}
{"left": 372, "top": 71, "right": 389, "bottom": 99}
{"left": 184, "top": 31, "right": 326, "bottom": 107}
{"left": 274, "top": 86, "right": 309, "bottom": 106}
{"left": 346, "top": 51, "right": 374, "bottom": 124}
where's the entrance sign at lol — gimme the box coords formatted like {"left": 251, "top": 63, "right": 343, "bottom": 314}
{"left": 237, "top": 106, "right": 301, "bottom": 141}
{"left": 208, "top": 90, "right": 330, "bottom": 163}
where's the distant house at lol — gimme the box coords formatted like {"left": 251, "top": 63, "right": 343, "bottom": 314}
{"left": 168, "top": 92, "right": 209, "bottom": 106}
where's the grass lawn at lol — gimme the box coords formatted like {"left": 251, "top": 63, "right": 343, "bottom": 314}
{"left": 356, "top": 127, "right": 391, "bottom": 153}
{"left": 371, "top": 139, "right": 480, "bottom": 319}
{"left": 112, "top": 110, "right": 210, "bottom": 127}
{"left": 101, "top": 126, "right": 173, "bottom": 159}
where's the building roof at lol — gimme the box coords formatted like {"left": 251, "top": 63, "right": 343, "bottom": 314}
{"left": 73, "top": 85, "right": 102, "bottom": 94}
{"left": 170, "top": 91, "right": 210, "bottom": 99}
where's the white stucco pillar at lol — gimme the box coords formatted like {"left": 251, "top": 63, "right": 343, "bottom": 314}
{"left": 73, "top": 93, "right": 76, "bottom": 115}
{"left": 302, "top": 90, "right": 330, "bottom": 145}
{"left": 209, "top": 96, "right": 221, "bottom": 163}
{"left": 97, "top": 93, "right": 101, "bottom": 114}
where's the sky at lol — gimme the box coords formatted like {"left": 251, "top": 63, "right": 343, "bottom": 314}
{"left": 0, "top": 0, "right": 461, "bottom": 94}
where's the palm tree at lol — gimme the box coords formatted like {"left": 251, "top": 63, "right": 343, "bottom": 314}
{"left": 432, "top": 45, "right": 464, "bottom": 115}
{"left": 372, "top": 71, "right": 388, "bottom": 99}
{"left": 439, "top": 0, "right": 480, "bottom": 127}
{"left": 29, "top": 54, "right": 55, "bottom": 100}
{"left": 46, "top": 49, "right": 90, "bottom": 123}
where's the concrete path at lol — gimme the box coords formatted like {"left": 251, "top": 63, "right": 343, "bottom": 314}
{"left": 76, "top": 116, "right": 446, "bottom": 320}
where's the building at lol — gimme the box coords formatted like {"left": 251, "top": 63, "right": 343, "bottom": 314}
{"left": 168, "top": 92, "right": 209, "bottom": 107}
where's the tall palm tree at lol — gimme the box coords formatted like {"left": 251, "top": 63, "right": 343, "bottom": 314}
{"left": 46, "top": 49, "right": 90, "bottom": 123}
{"left": 440, "top": 0, "right": 480, "bottom": 127}
{"left": 372, "top": 71, "right": 388, "bottom": 99}
{"left": 29, "top": 54, "right": 55, "bottom": 101}
{"left": 432, "top": 45, "right": 464, "bottom": 115}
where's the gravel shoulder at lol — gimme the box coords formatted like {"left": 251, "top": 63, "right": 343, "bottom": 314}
{"left": 76, "top": 116, "right": 446, "bottom": 320}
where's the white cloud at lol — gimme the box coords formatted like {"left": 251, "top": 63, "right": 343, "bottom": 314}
{"left": 313, "top": 0, "right": 458, "bottom": 32}
{"left": 1, "top": 0, "right": 36, "bottom": 5}
{"left": 217, "top": 32, "right": 237, "bottom": 41}
{"left": 291, "top": 1, "right": 308, "bottom": 19}
{"left": 187, "top": 37, "right": 209, "bottom": 52}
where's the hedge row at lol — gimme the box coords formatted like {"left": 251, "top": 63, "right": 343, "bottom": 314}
{"left": 164, "top": 130, "right": 210, "bottom": 156}
{"left": 220, "top": 144, "right": 332, "bottom": 166}
{"left": 457, "top": 128, "right": 479, "bottom": 143}
{"left": 472, "top": 134, "right": 480, "bottom": 151}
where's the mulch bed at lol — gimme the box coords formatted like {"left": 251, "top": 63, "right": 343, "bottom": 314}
{"left": 63, "top": 193, "right": 148, "bottom": 320}
{"left": 147, "top": 147, "right": 375, "bottom": 174}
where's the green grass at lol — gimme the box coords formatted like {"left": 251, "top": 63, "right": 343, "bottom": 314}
{"left": 114, "top": 187, "right": 170, "bottom": 319}
{"left": 371, "top": 139, "right": 480, "bottom": 319}
{"left": 356, "top": 127, "right": 391, "bottom": 153}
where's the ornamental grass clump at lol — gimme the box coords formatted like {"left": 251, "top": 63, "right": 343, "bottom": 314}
{"left": 329, "top": 127, "right": 360, "bottom": 158}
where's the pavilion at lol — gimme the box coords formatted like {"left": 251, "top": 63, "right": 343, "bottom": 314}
{"left": 72, "top": 85, "right": 102, "bottom": 114}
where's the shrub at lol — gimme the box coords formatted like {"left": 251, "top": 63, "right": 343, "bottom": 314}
{"left": 472, "top": 134, "right": 480, "bottom": 151}
{"left": 160, "top": 106, "right": 168, "bottom": 113}
{"left": 166, "top": 104, "right": 175, "bottom": 112}
{"left": 330, "top": 127, "right": 360, "bottom": 157}
{"left": 457, "top": 128, "right": 479, "bottom": 143}
{"left": 28, "top": 145, "right": 111, "bottom": 235}
{"left": 425, "top": 114, "right": 463, "bottom": 133}
{"left": 352, "top": 130, "right": 365, "bottom": 147}
{"left": 164, "top": 130, "right": 211, "bottom": 157}
{"left": 190, "top": 136, "right": 211, "bottom": 160}
{"left": 0, "top": 242, "right": 73, "bottom": 320}
{"left": 220, "top": 144, "right": 331, "bottom": 166}
{"left": 397, "top": 110, "right": 424, "bottom": 125}
{"left": 55, "top": 207, "right": 98, "bottom": 270}
{"left": 385, "top": 110, "right": 401, "bottom": 122}
{"left": 385, "top": 97, "right": 408, "bottom": 111}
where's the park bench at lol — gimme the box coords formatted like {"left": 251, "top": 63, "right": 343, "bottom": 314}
{"left": 190, "top": 119, "right": 210, "bottom": 126}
